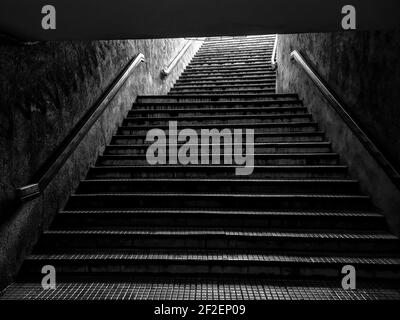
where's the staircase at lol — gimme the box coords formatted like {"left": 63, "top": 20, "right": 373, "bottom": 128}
{"left": 2, "top": 35, "right": 400, "bottom": 300}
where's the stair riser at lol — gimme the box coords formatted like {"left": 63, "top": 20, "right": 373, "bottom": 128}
{"left": 112, "top": 134, "right": 324, "bottom": 145}
{"left": 175, "top": 78, "right": 276, "bottom": 85}
{"left": 66, "top": 195, "right": 366, "bottom": 210}
{"left": 188, "top": 62, "right": 273, "bottom": 68}
{"left": 172, "top": 83, "right": 275, "bottom": 90}
{"left": 189, "top": 59, "right": 272, "bottom": 66}
{"left": 184, "top": 67, "right": 273, "bottom": 74}
{"left": 97, "top": 156, "right": 337, "bottom": 166}
{"left": 181, "top": 72, "right": 276, "bottom": 79}
{"left": 197, "top": 47, "right": 273, "bottom": 53}
{"left": 190, "top": 58, "right": 272, "bottom": 65}
{"left": 136, "top": 95, "right": 297, "bottom": 103}
{"left": 169, "top": 89, "right": 276, "bottom": 95}
{"left": 20, "top": 262, "right": 400, "bottom": 280}
{"left": 195, "top": 47, "right": 273, "bottom": 53}
{"left": 185, "top": 65, "right": 272, "bottom": 71}
{"left": 76, "top": 181, "right": 358, "bottom": 195}
{"left": 53, "top": 213, "right": 384, "bottom": 230}
{"left": 179, "top": 72, "right": 275, "bottom": 79}
{"left": 128, "top": 107, "right": 308, "bottom": 118}
{"left": 170, "top": 87, "right": 275, "bottom": 93}
{"left": 201, "top": 40, "right": 275, "bottom": 46}
{"left": 104, "top": 145, "right": 331, "bottom": 155}
{"left": 122, "top": 116, "right": 312, "bottom": 126}
{"left": 201, "top": 41, "right": 274, "bottom": 46}
{"left": 133, "top": 101, "right": 302, "bottom": 109}
{"left": 118, "top": 125, "right": 317, "bottom": 136}
{"left": 35, "top": 235, "right": 396, "bottom": 252}
{"left": 87, "top": 170, "right": 347, "bottom": 179}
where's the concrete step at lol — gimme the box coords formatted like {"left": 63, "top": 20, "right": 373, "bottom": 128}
{"left": 21, "top": 251, "right": 400, "bottom": 279}
{"left": 129, "top": 106, "right": 307, "bottom": 118}
{"left": 53, "top": 209, "right": 385, "bottom": 230}
{"left": 172, "top": 82, "right": 275, "bottom": 90}
{"left": 136, "top": 93, "right": 298, "bottom": 103}
{"left": 112, "top": 131, "right": 325, "bottom": 144}
{"left": 35, "top": 229, "right": 398, "bottom": 253}
{"left": 76, "top": 178, "right": 359, "bottom": 195}
{"left": 187, "top": 61, "right": 272, "bottom": 69}
{"left": 175, "top": 77, "right": 276, "bottom": 85}
{"left": 181, "top": 70, "right": 276, "bottom": 78}
{"left": 122, "top": 113, "right": 313, "bottom": 126}
{"left": 201, "top": 43, "right": 274, "bottom": 50}
{"left": 65, "top": 192, "right": 369, "bottom": 211}
{"left": 133, "top": 100, "right": 301, "bottom": 111}
{"left": 86, "top": 165, "right": 348, "bottom": 179}
{"left": 168, "top": 88, "right": 276, "bottom": 95}
{"left": 97, "top": 153, "right": 338, "bottom": 166}
{"left": 104, "top": 142, "right": 331, "bottom": 155}
{"left": 117, "top": 122, "right": 319, "bottom": 135}
{"left": 193, "top": 52, "right": 273, "bottom": 60}
{"left": 185, "top": 64, "right": 272, "bottom": 72}
{"left": 197, "top": 46, "right": 273, "bottom": 54}
{"left": 179, "top": 70, "right": 275, "bottom": 78}
{"left": 189, "top": 58, "right": 271, "bottom": 66}
{"left": 205, "top": 35, "right": 275, "bottom": 42}
{"left": 201, "top": 39, "right": 274, "bottom": 46}
{"left": 190, "top": 54, "right": 272, "bottom": 63}
{"left": 195, "top": 46, "right": 273, "bottom": 53}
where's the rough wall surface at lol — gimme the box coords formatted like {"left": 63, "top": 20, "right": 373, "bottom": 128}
{"left": 276, "top": 31, "right": 400, "bottom": 234}
{"left": 276, "top": 31, "right": 400, "bottom": 171}
{"left": 0, "top": 38, "right": 202, "bottom": 288}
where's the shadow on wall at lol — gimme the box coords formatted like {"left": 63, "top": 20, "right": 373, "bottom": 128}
{"left": 276, "top": 31, "right": 400, "bottom": 235}
{"left": 0, "top": 38, "right": 202, "bottom": 289}
{"left": 277, "top": 31, "right": 400, "bottom": 172}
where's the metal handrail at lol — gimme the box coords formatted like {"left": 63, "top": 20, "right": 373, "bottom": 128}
{"left": 271, "top": 34, "right": 278, "bottom": 70}
{"left": 290, "top": 49, "right": 400, "bottom": 188}
{"left": 17, "top": 53, "right": 145, "bottom": 201}
{"left": 161, "top": 40, "right": 193, "bottom": 77}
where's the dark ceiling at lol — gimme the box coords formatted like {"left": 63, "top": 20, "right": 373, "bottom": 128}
{"left": 0, "top": 0, "right": 399, "bottom": 40}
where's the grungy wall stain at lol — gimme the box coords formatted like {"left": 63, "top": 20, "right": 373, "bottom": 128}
{"left": 276, "top": 31, "right": 400, "bottom": 172}
{"left": 276, "top": 31, "right": 400, "bottom": 235}
{"left": 0, "top": 38, "right": 202, "bottom": 288}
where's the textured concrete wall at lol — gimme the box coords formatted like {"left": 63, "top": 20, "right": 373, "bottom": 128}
{"left": 276, "top": 31, "right": 400, "bottom": 171}
{"left": 0, "top": 39, "right": 202, "bottom": 288}
{"left": 276, "top": 31, "right": 400, "bottom": 234}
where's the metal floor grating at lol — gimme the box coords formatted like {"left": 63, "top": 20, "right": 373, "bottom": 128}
{"left": 2, "top": 278, "right": 400, "bottom": 300}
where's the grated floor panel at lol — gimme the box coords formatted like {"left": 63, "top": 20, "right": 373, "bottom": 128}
{"left": 1, "top": 278, "right": 400, "bottom": 300}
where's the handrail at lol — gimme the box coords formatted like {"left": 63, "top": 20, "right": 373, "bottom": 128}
{"left": 17, "top": 53, "right": 145, "bottom": 201}
{"left": 161, "top": 40, "right": 193, "bottom": 77}
{"left": 271, "top": 34, "right": 278, "bottom": 70}
{"left": 290, "top": 49, "right": 400, "bottom": 188}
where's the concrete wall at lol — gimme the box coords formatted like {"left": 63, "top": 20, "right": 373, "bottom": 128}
{"left": 276, "top": 31, "right": 400, "bottom": 234}
{"left": 0, "top": 38, "right": 202, "bottom": 288}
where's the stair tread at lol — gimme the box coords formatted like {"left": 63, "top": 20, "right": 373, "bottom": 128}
{"left": 26, "top": 252, "right": 400, "bottom": 265}
{"left": 137, "top": 93, "right": 297, "bottom": 99}
{"left": 119, "top": 122, "right": 316, "bottom": 129}
{"left": 81, "top": 178, "right": 356, "bottom": 183}
{"left": 100, "top": 152, "right": 334, "bottom": 157}
{"left": 125, "top": 113, "right": 312, "bottom": 120}
{"left": 106, "top": 143, "right": 330, "bottom": 150}
{"left": 58, "top": 208, "right": 382, "bottom": 217}
{"left": 133, "top": 100, "right": 301, "bottom": 107}
{"left": 130, "top": 106, "right": 302, "bottom": 113}
{"left": 91, "top": 165, "right": 346, "bottom": 169}
{"left": 43, "top": 229, "right": 396, "bottom": 239}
